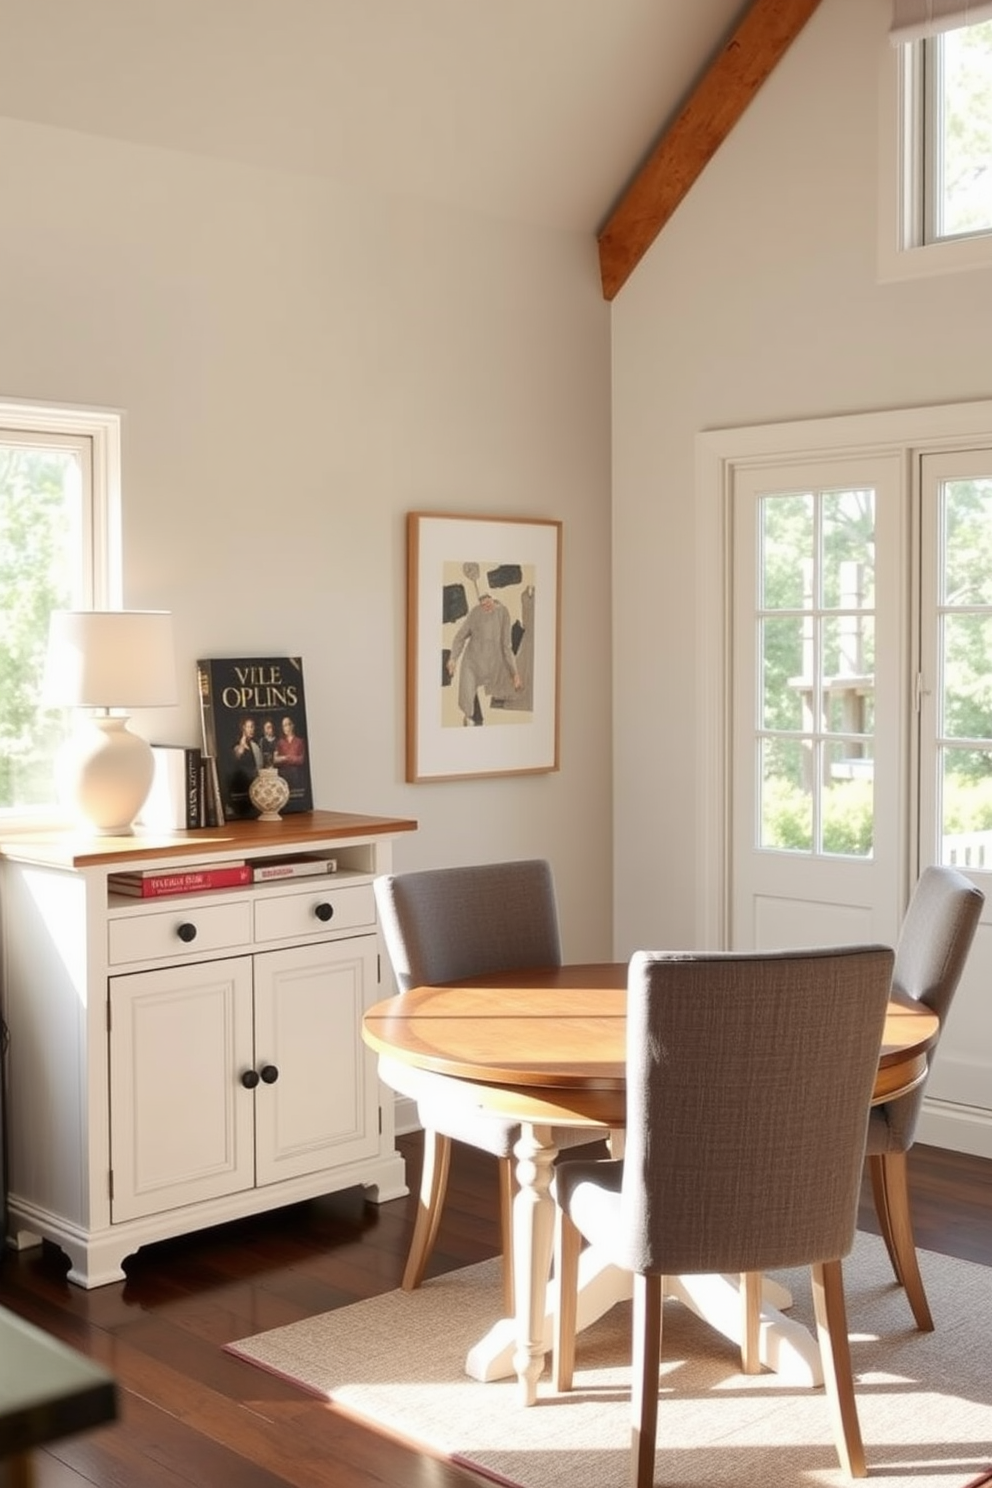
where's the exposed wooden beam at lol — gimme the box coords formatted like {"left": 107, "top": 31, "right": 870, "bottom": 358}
{"left": 597, "top": 0, "right": 824, "bottom": 300}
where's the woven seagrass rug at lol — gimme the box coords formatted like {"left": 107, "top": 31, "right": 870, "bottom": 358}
{"left": 227, "top": 1230, "right": 992, "bottom": 1488}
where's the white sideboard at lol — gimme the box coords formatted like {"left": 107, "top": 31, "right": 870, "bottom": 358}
{"left": 0, "top": 809, "right": 416, "bottom": 1287}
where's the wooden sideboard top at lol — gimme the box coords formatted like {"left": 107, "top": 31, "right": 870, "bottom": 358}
{"left": 0, "top": 808, "right": 418, "bottom": 870}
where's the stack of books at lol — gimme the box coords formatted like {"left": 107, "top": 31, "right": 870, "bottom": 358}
{"left": 137, "top": 745, "right": 204, "bottom": 831}
{"left": 108, "top": 862, "right": 251, "bottom": 899}
{"left": 108, "top": 856, "right": 338, "bottom": 898}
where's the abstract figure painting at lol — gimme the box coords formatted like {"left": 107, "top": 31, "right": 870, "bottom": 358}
{"left": 406, "top": 513, "right": 561, "bottom": 781}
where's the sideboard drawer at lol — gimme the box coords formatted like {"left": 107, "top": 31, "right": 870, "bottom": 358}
{"left": 108, "top": 899, "right": 253, "bottom": 965}
{"left": 254, "top": 882, "right": 376, "bottom": 943}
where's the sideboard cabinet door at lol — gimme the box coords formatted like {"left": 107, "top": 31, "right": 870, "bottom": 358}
{"left": 109, "top": 957, "right": 255, "bottom": 1223}
{"left": 252, "top": 936, "right": 380, "bottom": 1186}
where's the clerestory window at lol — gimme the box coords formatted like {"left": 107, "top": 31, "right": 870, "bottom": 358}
{"left": 882, "top": 3, "right": 992, "bottom": 276}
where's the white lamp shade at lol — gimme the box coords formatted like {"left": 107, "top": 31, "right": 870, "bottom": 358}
{"left": 44, "top": 610, "right": 178, "bottom": 709}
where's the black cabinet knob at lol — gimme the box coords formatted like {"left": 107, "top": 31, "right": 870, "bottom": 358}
{"left": 260, "top": 1064, "right": 279, "bottom": 1085}
{"left": 313, "top": 901, "right": 334, "bottom": 922}
{"left": 176, "top": 922, "right": 197, "bottom": 943}
{"left": 241, "top": 1069, "right": 260, "bottom": 1090}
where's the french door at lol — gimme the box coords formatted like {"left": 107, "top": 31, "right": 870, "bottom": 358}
{"left": 730, "top": 445, "right": 992, "bottom": 1150}
{"left": 917, "top": 449, "right": 992, "bottom": 1112}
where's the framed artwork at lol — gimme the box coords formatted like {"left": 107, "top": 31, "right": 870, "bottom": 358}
{"left": 406, "top": 512, "right": 562, "bottom": 782}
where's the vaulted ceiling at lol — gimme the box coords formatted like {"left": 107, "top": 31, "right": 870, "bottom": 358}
{"left": 0, "top": 0, "right": 821, "bottom": 298}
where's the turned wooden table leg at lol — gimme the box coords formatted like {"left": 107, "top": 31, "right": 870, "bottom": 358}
{"left": 510, "top": 1121, "right": 558, "bottom": 1406}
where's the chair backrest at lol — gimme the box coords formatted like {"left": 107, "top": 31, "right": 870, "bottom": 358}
{"left": 621, "top": 945, "right": 894, "bottom": 1278}
{"left": 373, "top": 860, "right": 562, "bottom": 991}
{"left": 892, "top": 865, "right": 984, "bottom": 1018}
{"left": 873, "top": 864, "right": 984, "bottom": 1148}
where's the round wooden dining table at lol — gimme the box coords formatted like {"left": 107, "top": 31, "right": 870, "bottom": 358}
{"left": 363, "top": 962, "right": 939, "bottom": 1405}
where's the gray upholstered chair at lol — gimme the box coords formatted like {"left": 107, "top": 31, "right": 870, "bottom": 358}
{"left": 864, "top": 864, "right": 984, "bottom": 1331}
{"left": 373, "top": 860, "right": 609, "bottom": 1313}
{"left": 552, "top": 945, "right": 894, "bottom": 1485}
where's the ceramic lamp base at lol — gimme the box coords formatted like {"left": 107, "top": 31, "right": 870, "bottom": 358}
{"left": 57, "top": 715, "right": 154, "bottom": 835}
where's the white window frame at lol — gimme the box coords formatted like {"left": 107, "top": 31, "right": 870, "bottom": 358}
{"left": 0, "top": 398, "right": 122, "bottom": 821}
{"left": 879, "top": 26, "right": 992, "bottom": 280}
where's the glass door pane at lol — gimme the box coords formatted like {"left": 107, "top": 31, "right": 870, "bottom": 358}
{"left": 934, "top": 475, "right": 992, "bottom": 869}
{"left": 756, "top": 486, "right": 876, "bottom": 859}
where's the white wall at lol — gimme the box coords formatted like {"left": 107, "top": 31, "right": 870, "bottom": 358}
{"left": 611, "top": 0, "right": 992, "bottom": 955}
{"left": 0, "top": 116, "right": 614, "bottom": 959}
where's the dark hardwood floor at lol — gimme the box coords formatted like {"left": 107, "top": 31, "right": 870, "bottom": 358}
{"left": 1, "top": 1134, "right": 989, "bottom": 1488}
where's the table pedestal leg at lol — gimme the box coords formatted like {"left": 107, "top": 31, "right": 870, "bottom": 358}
{"left": 465, "top": 1241, "right": 822, "bottom": 1388}
{"left": 546, "top": 1249, "right": 821, "bottom": 1385}
{"left": 664, "top": 1274, "right": 823, "bottom": 1386}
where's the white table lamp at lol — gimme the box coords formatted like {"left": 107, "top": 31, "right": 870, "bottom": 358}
{"left": 44, "top": 610, "right": 178, "bottom": 835}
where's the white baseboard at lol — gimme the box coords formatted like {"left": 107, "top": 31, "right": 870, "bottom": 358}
{"left": 916, "top": 1097, "right": 992, "bottom": 1161}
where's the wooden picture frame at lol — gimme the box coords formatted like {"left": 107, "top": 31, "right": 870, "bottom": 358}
{"left": 406, "top": 512, "right": 562, "bottom": 782}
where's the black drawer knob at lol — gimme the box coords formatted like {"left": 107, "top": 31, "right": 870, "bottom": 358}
{"left": 176, "top": 922, "right": 197, "bottom": 943}
{"left": 313, "top": 901, "right": 334, "bottom": 922}
{"left": 241, "top": 1069, "right": 260, "bottom": 1090}
{"left": 260, "top": 1064, "right": 279, "bottom": 1085}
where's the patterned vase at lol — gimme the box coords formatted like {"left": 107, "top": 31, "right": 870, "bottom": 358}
{"left": 248, "top": 767, "right": 290, "bottom": 821}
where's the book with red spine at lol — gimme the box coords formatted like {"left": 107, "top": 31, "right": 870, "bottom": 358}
{"left": 109, "top": 863, "right": 251, "bottom": 898}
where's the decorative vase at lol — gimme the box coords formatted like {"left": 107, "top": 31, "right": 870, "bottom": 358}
{"left": 249, "top": 767, "right": 290, "bottom": 821}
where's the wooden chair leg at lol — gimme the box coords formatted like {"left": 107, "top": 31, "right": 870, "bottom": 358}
{"left": 630, "top": 1272, "right": 662, "bottom": 1488}
{"left": 401, "top": 1128, "right": 452, "bottom": 1291}
{"left": 868, "top": 1153, "right": 901, "bottom": 1280}
{"left": 811, "top": 1259, "right": 867, "bottom": 1479}
{"left": 740, "top": 1270, "right": 762, "bottom": 1374}
{"left": 497, "top": 1155, "right": 517, "bottom": 1316}
{"left": 874, "top": 1151, "right": 934, "bottom": 1331}
{"left": 552, "top": 1209, "right": 581, "bottom": 1391}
